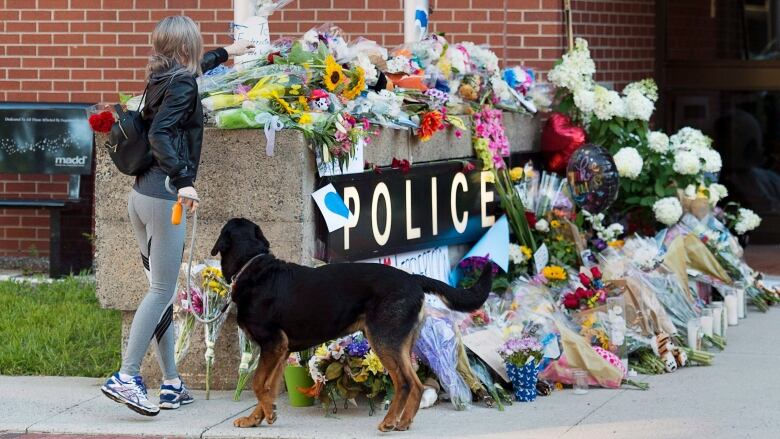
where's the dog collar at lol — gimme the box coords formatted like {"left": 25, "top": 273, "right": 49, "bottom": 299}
{"left": 229, "top": 251, "right": 268, "bottom": 290}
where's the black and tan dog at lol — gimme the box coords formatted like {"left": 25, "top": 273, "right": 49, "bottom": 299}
{"left": 211, "top": 218, "right": 492, "bottom": 432}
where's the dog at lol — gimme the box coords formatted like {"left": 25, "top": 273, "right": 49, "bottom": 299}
{"left": 211, "top": 218, "right": 492, "bottom": 432}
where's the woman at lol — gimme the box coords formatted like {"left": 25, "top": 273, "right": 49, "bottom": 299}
{"left": 101, "top": 15, "right": 252, "bottom": 416}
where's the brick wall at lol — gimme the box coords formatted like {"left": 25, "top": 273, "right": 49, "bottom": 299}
{"left": 0, "top": 0, "right": 656, "bottom": 262}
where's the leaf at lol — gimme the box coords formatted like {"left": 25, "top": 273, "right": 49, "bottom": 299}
{"left": 446, "top": 115, "right": 467, "bottom": 130}
{"left": 609, "top": 123, "right": 622, "bottom": 137}
{"left": 654, "top": 180, "right": 665, "bottom": 197}
{"left": 287, "top": 42, "right": 316, "bottom": 65}
{"left": 325, "top": 362, "right": 344, "bottom": 381}
{"left": 118, "top": 93, "right": 132, "bottom": 105}
{"left": 626, "top": 196, "right": 642, "bottom": 204}
{"left": 640, "top": 196, "right": 656, "bottom": 207}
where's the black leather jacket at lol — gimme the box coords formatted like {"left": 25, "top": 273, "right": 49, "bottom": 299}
{"left": 142, "top": 48, "right": 228, "bottom": 190}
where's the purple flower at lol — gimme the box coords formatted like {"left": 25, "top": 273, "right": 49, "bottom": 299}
{"left": 346, "top": 338, "right": 370, "bottom": 357}
{"left": 593, "top": 238, "right": 608, "bottom": 251}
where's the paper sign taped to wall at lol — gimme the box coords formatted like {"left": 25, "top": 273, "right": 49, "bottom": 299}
{"left": 312, "top": 183, "right": 354, "bottom": 232}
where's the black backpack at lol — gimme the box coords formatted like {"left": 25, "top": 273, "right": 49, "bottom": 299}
{"left": 104, "top": 74, "right": 178, "bottom": 176}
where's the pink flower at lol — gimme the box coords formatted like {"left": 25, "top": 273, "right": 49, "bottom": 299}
{"left": 455, "top": 130, "right": 463, "bottom": 139}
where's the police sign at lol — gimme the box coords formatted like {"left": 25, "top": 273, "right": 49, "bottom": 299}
{"left": 319, "top": 160, "right": 499, "bottom": 262}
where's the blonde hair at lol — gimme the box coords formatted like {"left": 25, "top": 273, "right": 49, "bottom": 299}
{"left": 147, "top": 16, "right": 203, "bottom": 76}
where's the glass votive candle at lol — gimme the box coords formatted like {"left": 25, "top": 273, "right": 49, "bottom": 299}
{"left": 687, "top": 318, "right": 700, "bottom": 350}
{"left": 573, "top": 369, "right": 589, "bottom": 395}
{"left": 700, "top": 308, "right": 714, "bottom": 338}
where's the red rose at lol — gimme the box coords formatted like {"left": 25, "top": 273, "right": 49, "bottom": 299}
{"left": 88, "top": 111, "right": 114, "bottom": 133}
{"left": 575, "top": 287, "right": 589, "bottom": 300}
{"left": 578, "top": 272, "right": 592, "bottom": 287}
{"left": 391, "top": 157, "right": 411, "bottom": 174}
{"left": 525, "top": 212, "right": 537, "bottom": 228}
{"left": 562, "top": 293, "right": 579, "bottom": 309}
{"left": 590, "top": 267, "right": 602, "bottom": 279}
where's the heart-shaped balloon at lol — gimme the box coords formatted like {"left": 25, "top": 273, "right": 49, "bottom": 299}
{"left": 542, "top": 113, "right": 586, "bottom": 173}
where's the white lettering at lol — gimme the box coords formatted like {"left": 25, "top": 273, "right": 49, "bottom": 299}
{"left": 450, "top": 172, "right": 468, "bottom": 234}
{"left": 405, "top": 180, "right": 421, "bottom": 240}
{"left": 431, "top": 177, "right": 438, "bottom": 236}
{"left": 343, "top": 186, "right": 360, "bottom": 250}
{"left": 54, "top": 156, "right": 87, "bottom": 167}
{"left": 480, "top": 171, "right": 495, "bottom": 228}
{"left": 371, "top": 182, "right": 392, "bottom": 246}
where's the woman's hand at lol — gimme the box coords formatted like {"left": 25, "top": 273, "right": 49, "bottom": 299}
{"left": 178, "top": 186, "right": 200, "bottom": 213}
{"left": 225, "top": 40, "right": 255, "bottom": 57}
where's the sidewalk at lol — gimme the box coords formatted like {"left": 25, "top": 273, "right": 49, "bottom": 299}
{"left": 2, "top": 306, "right": 779, "bottom": 439}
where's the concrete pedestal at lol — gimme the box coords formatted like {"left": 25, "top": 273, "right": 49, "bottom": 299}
{"left": 95, "top": 113, "right": 539, "bottom": 389}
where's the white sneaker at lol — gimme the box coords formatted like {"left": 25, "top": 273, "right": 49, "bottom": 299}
{"left": 101, "top": 372, "right": 160, "bottom": 416}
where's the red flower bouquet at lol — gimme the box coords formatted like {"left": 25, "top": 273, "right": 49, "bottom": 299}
{"left": 88, "top": 111, "right": 115, "bottom": 133}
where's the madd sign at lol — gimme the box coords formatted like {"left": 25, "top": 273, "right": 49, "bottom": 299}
{"left": 320, "top": 160, "right": 500, "bottom": 261}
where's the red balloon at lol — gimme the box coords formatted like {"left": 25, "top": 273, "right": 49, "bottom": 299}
{"left": 541, "top": 113, "right": 586, "bottom": 173}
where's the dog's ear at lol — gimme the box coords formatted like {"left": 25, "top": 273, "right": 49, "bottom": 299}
{"left": 211, "top": 232, "right": 230, "bottom": 256}
{"left": 254, "top": 224, "right": 270, "bottom": 249}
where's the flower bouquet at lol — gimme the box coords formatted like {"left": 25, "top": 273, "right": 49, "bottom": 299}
{"left": 173, "top": 285, "right": 202, "bottom": 365}
{"left": 199, "top": 265, "right": 231, "bottom": 399}
{"left": 498, "top": 335, "right": 543, "bottom": 402}
{"left": 233, "top": 328, "right": 261, "bottom": 401}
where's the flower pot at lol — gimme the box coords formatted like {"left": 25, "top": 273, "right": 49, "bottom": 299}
{"left": 283, "top": 365, "right": 315, "bottom": 407}
{"left": 506, "top": 361, "right": 539, "bottom": 402}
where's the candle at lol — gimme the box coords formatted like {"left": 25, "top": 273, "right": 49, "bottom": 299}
{"left": 711, "top": 304, "right": 723, "bottom": 336}
{"left": 700, "top": 314, "right": 713, "bottom": 338}
{"left": 725, "top": 294, "right": 739, "bottom": 326}
{"left": 687, "top": 318, "right": 700, "bottom": 350}
{"left": 736, "top": 288, "right": 746, "bottom": 319}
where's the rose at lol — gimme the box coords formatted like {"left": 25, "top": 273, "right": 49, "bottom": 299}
{"left": 88, "top": 111, "right": 114, "bottom": 133}
{"left": 535, "top": 219, "right": 550, "bottom": 233}
{"left": 563, "top": 293, "right": 580, "bottom": 309}
{"left": 575, "top": 287, "right": 590, "bottom": 300}
{"left": 578, "top": 272, "right": 592, "bottom": 287}
{"left": 590, "top": 266, "right": 602, "bottom": 279}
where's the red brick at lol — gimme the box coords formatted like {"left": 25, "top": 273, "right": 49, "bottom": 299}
{"left": 6, "top": 228, "right": 37, "bottom": 239}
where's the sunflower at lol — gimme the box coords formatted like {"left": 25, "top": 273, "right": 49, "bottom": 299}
{"left": 324, "top": 55, "right": 345, "bottom": 92}
{"left": 342, "top": 67, "right": 366, "bottom": 100}
{"left": 273, "top": 94, "right": 299, "bottom": 115}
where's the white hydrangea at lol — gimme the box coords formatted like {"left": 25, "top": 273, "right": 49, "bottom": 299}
{"left": 700, "top": 148, "right": 722, "bottom": 173}
{"left": 623, "top": 79, "right": 659, "bottom": 102}
{"left": 355, "top": 54, "right": 379, "bottom": 86}
{"left": 670, "top": 127, "right": 712, "bottom": 152}
{"left": 593, "top": 85, "right": 625, "bottom": 121}
{"left": 708, "top": 183, "right": 728, "bottom": 205}
{"left": 684, "top": 184, "right": 697, "bottom": 199}
{"left": 673, "top": 150, "right": 701, "bottom": 175}
{"left": 573, "top": 87, "right": 595, "bottom": 114}
{"left": 623, "top": 88, "right": 654, "bottom": 121}
{"left": 509, "top": 243, "right": 530, "bottom": 265}
{"left": 614, "top": 147, "right": 644, "bottom": 179}
{"left": 600, "top": 223, "right": 624, "bottom": 241}
{"left": 460, "top": 42, "right": 500, "bottom": 75}
{"left": 647, "top": 131, "right": 670, "bottom": 154}
{"left": 535, "top": 219, "right": 550, "bottom": 233}
{"left": 735, "top": 208, "right": 762, "bottom": 235}
{"left": 547, "top": 38, "right": 596, "bottom": 92}
{"left": 653, "top": 197, "right": 683, "bottom": 226}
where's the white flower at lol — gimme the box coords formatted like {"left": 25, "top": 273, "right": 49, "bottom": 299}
{"left": 653, "top": 197, "right": 683, "bottom": 226}
{"left": 573, "top": 87, "right": 595, "bottom": 114}
{"left": 548, "top": 38, "right": 596, "bottom": 92}
{"left": 708, "top": 183, "right": 728, "bottom": 205}
{"left": 460, "top": 42, "right": 500, "bottom": 75}
{"left": 623, "top": 79, "right": 659, "bottom": 102}
{"left": 670, "top": 127, "right": 712, "bottom": 152}
{"left": 593, "top": 85, "right": 625, "bottom": 120}
{"left": 684, "top": 184, "right": 697, "bottom": 199}
{"left": 535, "top": 219, "right": 550, "bottom": 233}
{"left": 614, "top": 147, "right": 644, "bottom": 179}
{"left": 673, "top": 150, "right": 701, "bottom": 175}
{"left": 623, "top": 88, "right": 654, "bottom": 121}
{"left": 598, "top": 223, "right": 624, "bottom": 241}
{"left": 735, "top": 208, "right": 761, "bottom": 235}
{"left": 356, "top": 54, "right": 379, "bottom": 86}
{"left": 647, "top": 131, "right": 669, "bottom": 154}
{"left": 308, "top": 356, "right": 324, "bottom": 383}
{"left": 386, "top": 56, "right": 412, "bottom": 74}
{"left": 490, "top": 76, "right": 516, "bottom": 105}
{"left": 447, "top": 46, "right": 468, "bottom": 74}
{"left": 699, "top": 148, "right": 722, "bottom": 173}
{"left": 508, "top": 243, "right": 529, "bottom": 265}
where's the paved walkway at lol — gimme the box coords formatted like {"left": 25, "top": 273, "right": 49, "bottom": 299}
{"left": 2, "top": 304, "right": 779, "bottom": 439}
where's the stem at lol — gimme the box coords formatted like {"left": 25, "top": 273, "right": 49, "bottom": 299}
{"left": 206, "top": 359, "right": 212, "bottom": 400}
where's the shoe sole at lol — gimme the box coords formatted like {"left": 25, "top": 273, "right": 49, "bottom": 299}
{"left": 160, "top": 398, "right": 194, "bottom": 410}
{"left": 101, "top": 386, "right": 159, "bottom": 417}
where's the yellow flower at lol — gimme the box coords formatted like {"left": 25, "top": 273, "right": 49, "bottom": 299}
{"left": 315, "top": 344, "right": 328, "bottom": 358}
{"left": 482, "top": 170, "right": 495, "bottom": 184}
{"left": 342, "top": 67, "right": 366, "bottom": 100}
{"left": 520, "top": 246, "right": 532, "bottom": 259}
{"left": 550, "top": 220, "right": 561, "bottom": 229}
{"left": 510, "top": 301, "right": 518, "bottom": 311}
{"left": 298, "top": 112, "right": 313, "bottom": 125}
{"left": 608, "top": 240, "right": 625, "bottom": 248}
{"left": 509, "top": 167, "right": 523, "bottom": 182}
{"left": 362, "top": 351, "right": 384, "bottom": 375}
{"left": 298, "top": 96, "right": 307, "bottom": 106}
{"left": 542, "top": 265, "right": 567, "bottom": 281}
{"left": 274, "top": 95, "right": 299, "bottom": 115}
{"left": 324, "top": 55, "right": 345, "bottom": 92}
{"left": 289, "top": 84, "right": 302, "bottom": 96}
{"left": 555, "top": 382, "right": 564, "bottom": 391}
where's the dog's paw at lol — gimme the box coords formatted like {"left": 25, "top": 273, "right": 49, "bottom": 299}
{"left": 378, "top": 421, "right": 397, "bottom": 432}
{"left": 394, "top": 423, "right": 411, "bottom": 432}
{"left": 233, "top": 415, "right": 261, "bottom": 428}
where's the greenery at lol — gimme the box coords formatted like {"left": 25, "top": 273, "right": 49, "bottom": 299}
{"left": 0, "top": 276, "right": 121, "bottom": 377}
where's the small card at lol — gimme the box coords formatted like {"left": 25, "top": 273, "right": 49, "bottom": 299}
{"left": 534, "top": 243, "right": 549, "bottom": 274}
{"left": 311, "top": 184, "right": 353, "bottom": 232}
{"left": 462, "top": 328, "right": 509, "bottom": 383}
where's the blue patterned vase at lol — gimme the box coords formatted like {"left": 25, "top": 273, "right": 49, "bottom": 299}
{"left": 506, "top": 361, "right": 539, "bottom": 402}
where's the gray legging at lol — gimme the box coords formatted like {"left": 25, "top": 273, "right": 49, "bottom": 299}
{"left": 120, "top": 189, "right": 185, "bottom": 380}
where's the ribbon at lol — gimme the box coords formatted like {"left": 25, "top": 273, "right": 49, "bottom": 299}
{"left": 264, "top": 115, "right": 284, "bottom": 157}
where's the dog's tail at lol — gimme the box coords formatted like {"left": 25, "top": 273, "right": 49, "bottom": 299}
{"left": 413, "top": 269, "right": 492, "bottom": 313}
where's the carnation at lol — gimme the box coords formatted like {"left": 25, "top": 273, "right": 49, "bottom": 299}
{"left": 623, "top": 88, "right": 655, "bottom": 121}
{"left": 653, "top": 197, "right": 683, "bottom": 226}
{"left": 699, "top": 148, "right": 722, "bottom": 173}
{"left": 509, "top": 243, "right": 530, "bottom": 265}
{"left": 535, "top": 219, "right": 550, "bottom": 233}
{"left": 593, "top": 85, "right": 625, "bottom": 120}
{"left": 647, "top": 131, "right": 670, "bottom": 154}
{"left": 673, "top": 150, "right": 701, "bottom": 175}
{"left": 614, "top": 147, "right": 644, "bottom": 179}
{"left": 734, "top": 208, "right": 762, "bottom": 235}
